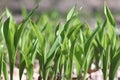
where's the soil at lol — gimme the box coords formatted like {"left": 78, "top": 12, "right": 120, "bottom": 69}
{"left": 1, "top": 63, "right": 120, "bottom": 80}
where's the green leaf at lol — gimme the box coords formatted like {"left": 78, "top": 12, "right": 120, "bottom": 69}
{"left": 109, "top": 49, "right": 120, "bottom": 80}
{"left": 20, "top": 51, "right": 30, "bottom": 68}
{"left": 69, "top": 39, "right": 76, "bottom": 79}
{"left": 51, "top": 49, "right": 61, "bottom": 79}
{"left": 30, "top": 21, "right": 43, "bottom": 44}
{"left": 104, "top": 3, "right": 116, "bottom": 27}
{"left": 27, "top": 64, "right": 34, "bottom": 80}
{"left": 6, "top": 8, "right": 13, "bottom": 20}
{"left": 60, "top": 16, "right": 76, "bottom": 42}
{"left": 41, "top": 23, "right": 48, "bottom": 32}
{"left": 55, "top": 23, "right": 60, "bottom": 37}
{"left": 0, "top": 53, "right": 3, "bottom": 77}
{"left": 98, "top": 19, "right": 107, "bottom": 42}
{"left": 21, "top": 6, "right": 28, "bottom": 18}
{"left": 102, "top": 46, "right": 110, "bottom": 80}
{"left": 19, "top": 57, "right": 26, "bottom": 80}
{"left": 83, "top": 47, "right": 94, "bottom": 80}
{"left": 3, "top": 60, "right": 8, "bottom": 80}
{"left": 3, "top": 18, "right": 15, "bottom": 80}
{"left": 3, "top": 18, "right": 10, "bottom": 48}
{"left": 67, "top": 6, "right": 75, "bottom": 21}
{"left": 85, "top": 26, "right": 100, "bottom": 53}
{"left": 73, "top": 42, "right": 83, "bottom": 79}
{"left": 31, "top": 39, "right": 38, "bottom": 63}
{"left": 67, "top": 23, "right": 80, "bottom": 39}
{"left": 14, "top": 5, "right": 38, "bottom": 48}
{"left": 45, "top": 37, "right": 61, "bottom": 68}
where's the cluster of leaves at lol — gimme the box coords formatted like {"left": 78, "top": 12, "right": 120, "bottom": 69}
{"left": 0, "top": 3, "right": 120, "bottom": 80}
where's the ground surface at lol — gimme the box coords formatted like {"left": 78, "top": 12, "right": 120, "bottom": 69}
{"left": 1, "top": 63, "right": 120, "bottom": 80}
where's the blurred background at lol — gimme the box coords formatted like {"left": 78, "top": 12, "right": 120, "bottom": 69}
{"left": 0, "top": 0, "right": 120, "bottom": 27}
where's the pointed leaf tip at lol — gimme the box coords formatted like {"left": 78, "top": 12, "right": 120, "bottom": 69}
{"left": 104, "top": 3, "right": 116, "bottom": 27}
{"left": 67, "top": 6, "right": 75, "bottom": 21}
